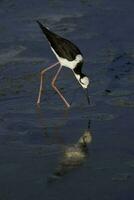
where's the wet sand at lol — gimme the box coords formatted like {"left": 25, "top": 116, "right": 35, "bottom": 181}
{"left": 0, "top": 0, "right": 134, "bottom": 199}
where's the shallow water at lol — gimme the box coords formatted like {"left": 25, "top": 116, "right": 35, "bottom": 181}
{"left": 0, "top": 0, "right": 134, "bottom": 199}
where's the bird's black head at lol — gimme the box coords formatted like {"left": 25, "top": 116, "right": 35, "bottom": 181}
{"left": 79, "top": 74, "right": 90, "bottom": 89}
{"left": 80, "top": 74, "right": 90, "bottom": 104}
{"left": 73, "top": 62, "right": 89, "bottom": 89}
{"left": 74, "top": 73, "right": 90, "bottom": 104}
{"left": 73, "top": 62, "right": 90, "bottom": 104}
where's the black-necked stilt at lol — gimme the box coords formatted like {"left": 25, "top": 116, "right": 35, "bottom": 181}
{"left": 36, "top": 21, "right": 90, "bottom": 108}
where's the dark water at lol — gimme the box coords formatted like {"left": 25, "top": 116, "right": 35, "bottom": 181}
{"left": 0, "top": 0, "right": 134, "bottom": 199}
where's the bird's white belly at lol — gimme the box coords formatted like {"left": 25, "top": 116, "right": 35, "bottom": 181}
{"left": 51, "top": 47, "right": 83, "bottom": 70}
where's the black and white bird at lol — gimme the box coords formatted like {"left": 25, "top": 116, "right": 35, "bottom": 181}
{"left": 36, "top": 21, "right": 90, "bottom": 108}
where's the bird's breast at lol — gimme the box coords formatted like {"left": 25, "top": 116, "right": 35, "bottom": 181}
{"left": 51, "top": 47, "right": 83, "bottom": 69}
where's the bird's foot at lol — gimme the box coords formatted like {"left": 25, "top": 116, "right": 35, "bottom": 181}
{"left": 36, "top": 99, "right": 40, "bottom": 106}
{"left": 65, "top": 102, "right": 71, "bottom": 109}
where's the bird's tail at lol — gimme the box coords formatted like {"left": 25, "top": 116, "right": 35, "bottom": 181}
{"left": 36, "top": 20, "right": 50, "bottom": 37}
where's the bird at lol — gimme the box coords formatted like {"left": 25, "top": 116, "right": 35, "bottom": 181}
{"left": 36, "top": 21, "right": 90, "bottom": 108}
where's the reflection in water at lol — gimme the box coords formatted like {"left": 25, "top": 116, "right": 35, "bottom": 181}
{"left": 36, "top": 106, "right": 69, "bottom": 135}
{"left": 36, "top": 106, "right": 69, "bottom": 128}
{"left": 48, "top": 120, "right": 92, "bottom": 182}
{"left": 35, "top": 106, "right": 69, "bottom": 145}
{"left": 35, "top": 107, "right": 92, "bottom": 182}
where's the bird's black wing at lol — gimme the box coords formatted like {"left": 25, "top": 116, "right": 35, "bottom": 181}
{"left": 37, "top": 21, "right": 82, "bottom": 61}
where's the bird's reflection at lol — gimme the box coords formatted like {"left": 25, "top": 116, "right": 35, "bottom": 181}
{"left": 36, "top": 106, "right": 69, "bottom": 141}
{"left": 48, "top": 120, "right": 92, "bottom": 182}
{"left": 35, "top": 107, "right": 92, "bottom": 182}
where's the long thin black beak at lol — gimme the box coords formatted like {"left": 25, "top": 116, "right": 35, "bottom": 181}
{"left": 84, "top": 88, "right": 90, "bottom": 104}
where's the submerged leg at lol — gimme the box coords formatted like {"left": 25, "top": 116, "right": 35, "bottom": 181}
{"left": 37, "top": 62, "right": 59, "bottom": 105}
{"left": 51, "top": 65, "right": 70, "bottom": 108}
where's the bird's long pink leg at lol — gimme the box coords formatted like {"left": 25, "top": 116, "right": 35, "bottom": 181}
{"left": 37, "top": 62, "right": 59, "bottom": 105}
{"left": 51, "top": 65, "right": 70, "bottom": 108}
